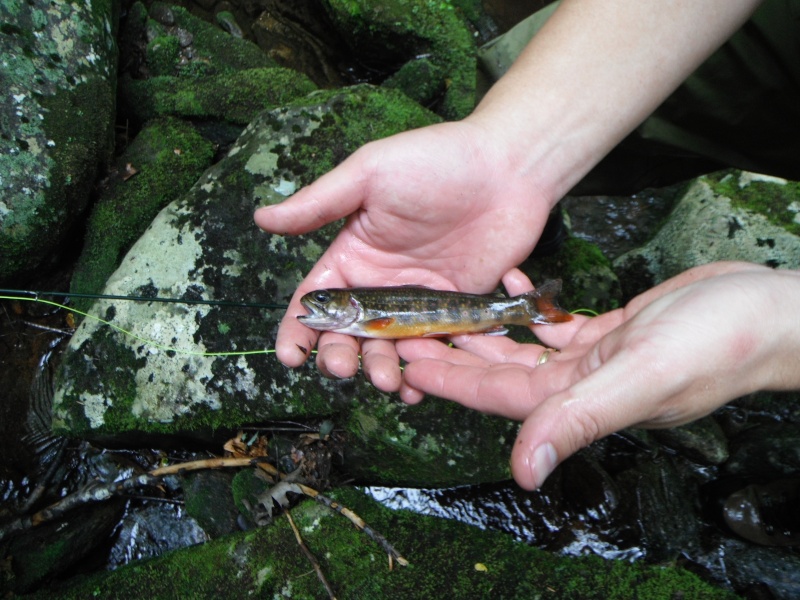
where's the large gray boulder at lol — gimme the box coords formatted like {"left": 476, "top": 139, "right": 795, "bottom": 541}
{"left": 53, "top": 85, "right": 520, "bottom": 487}
{"left": 0, "top": 0, "right": 117, "bottom": 281}
{"left": 614, "top": 171, "right": 800, "bottom": 297}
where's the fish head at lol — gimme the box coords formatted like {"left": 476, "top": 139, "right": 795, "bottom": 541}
{"left": 297, "top": 289, "right": 361, "bottom": 331}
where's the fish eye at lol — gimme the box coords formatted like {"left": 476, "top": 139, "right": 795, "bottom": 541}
{"left": 313, "top": 290, "right": 331, "bottom": 304}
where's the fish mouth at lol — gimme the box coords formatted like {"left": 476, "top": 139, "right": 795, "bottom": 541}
{"left": 296, "top": 298, "right": 341, "bottom": 330}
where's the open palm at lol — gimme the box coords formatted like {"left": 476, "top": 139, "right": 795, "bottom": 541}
{"left": 254, "top": 120, "right": 554, "bottom": 388}
{"left": 397, "top": 262, "right": 794, "bottom": 489}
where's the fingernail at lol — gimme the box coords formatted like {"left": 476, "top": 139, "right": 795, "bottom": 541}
{"left": 531, "top": 442, "right": 557, "bottom": 488}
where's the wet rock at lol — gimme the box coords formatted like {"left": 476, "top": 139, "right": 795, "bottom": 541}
{"left": 70, "top": 117, "right": 215, "bottom": 312}
{"left": 0, "top": 0, "right": 117, "bottom": 282}
{"left": 725, "top": 422, "right": 800, "bottom": 479}
{"left": 107, "top": 501, "right": 208, "bottom": 569}
{"left": 4, "top": 500, "right": 124, "bottom": 593}
{"left": 723, "top": 478, "right": 800, "bottom": 547}
{"left": 250, "top": 0, "right": 350, "bottom": 88}
{"left": 561, "top": 185, "right": 682, "bottom": 261}
{"left": 182, "top": 470, "right": 240, "bottom": 538}
{"left": 713, "top": 538, "right": 800, "bottom": 600}
{"left": 614, "top": 170, "right": 800, "bottom": 298}
{"left": 650, "top": 416, "right": 730, "bottom": 466}
{"left": 615, "top": 456, "right": 702, "bottom": 562}
{"left": 53, "top": 85, "right": 522, "bottom": 487}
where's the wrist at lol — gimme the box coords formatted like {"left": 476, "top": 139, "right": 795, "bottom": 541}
{"left": 759, "top": 269, "right": 800, "bottom": 392}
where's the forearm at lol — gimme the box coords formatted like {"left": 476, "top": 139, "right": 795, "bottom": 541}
{"left": 467, "top": 0, "right": 764, "bottom": 202}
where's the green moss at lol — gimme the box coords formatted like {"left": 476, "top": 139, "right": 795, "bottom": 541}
{"left": 706, "top": 169, "right": 800, "bottom": 236}
{"left": 524, "top": 236, "right": 622, "bottom": 314}
{"left": 168, "top": 5, "right": 276, "bottom": 74}
{"left": 70, "top": 117, "right": 215, "bottom": 311}
{"left": 37, "top": 487, "right": 737, "bottom": 599}
{"left": 344, "top": 387, "right": 516, "bottom": 485}
{"left": 382, "top": 58, "right": 445, "bottom": 106}
{"left": 146, "top": 34, "right": 181, "bottom": 77}
{"left": 121, "top": 67, "right": 317, "bottom": 126}
{"left": 53, "top": 327, "right": 146, "bottom": 435}
{"left": 281, "top": 85, "right": 440, "bottom": 184}
{"left": 323, "top": 0, "right": 476, "bottom": 119}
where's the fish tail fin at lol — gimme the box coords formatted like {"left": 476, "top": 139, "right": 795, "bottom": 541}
{"left": 526, "top": 279, "right": 573, "bottom": 324}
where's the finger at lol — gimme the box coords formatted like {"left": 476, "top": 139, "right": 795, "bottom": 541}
{"left": 315, "top": 333, "right": 362, "bottom": 379}
{"left": 501, "top": 268, "right": 535, "bottom": 295}
{"left": 402, "top": 359, "right": 544, "bottom": 420}
{"left": 396, "top": 338, "right": 491, "bottom": 368}
{"left": 448, "top": 334, "right": 544, "bottom": 367}
{"left": 254, "top": 153, "right": 367, "bottom": 235}
{"left": 361, "top": 338, "right": 403, "bottom": 392}
{"left": 275, "top": 309, "right": 320, "bottom": 367}
{"left": 509, "top": 346, "right": 672, "bottom": 490}
{"left": 274, "top": 257, "right": 352, "bottom": 367}
{"left": 399, "top": 379, "right": 426, "bottom": 405}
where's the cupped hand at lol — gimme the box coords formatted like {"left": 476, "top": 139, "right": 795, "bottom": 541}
{"left": 398, "top": 261, "right": 799, "bottom": 489}
{"left": 254, "top": 120, "right": 555, "bottom": 390}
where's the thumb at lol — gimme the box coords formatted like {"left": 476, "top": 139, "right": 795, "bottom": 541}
{"left": 253, "top": 153, "right": 367, "bottom": 235}
{"left": 510, "top": 349, "right": 656, "bottom": 490}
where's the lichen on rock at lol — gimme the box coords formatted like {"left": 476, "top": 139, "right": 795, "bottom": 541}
{"left": 0, "top": 0, "right": 117, "bottom": 281}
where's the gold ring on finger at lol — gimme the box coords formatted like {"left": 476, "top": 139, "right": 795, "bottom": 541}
{"left": 537, "top": 348, "right": 556, "bottom": 366}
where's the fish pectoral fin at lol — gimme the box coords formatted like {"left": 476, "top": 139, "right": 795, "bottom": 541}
{"left": 484, "top": 326, "right": 509, "bottom": 336}
{"left": 362, "top": 317, "right": 396, "bottom": 331}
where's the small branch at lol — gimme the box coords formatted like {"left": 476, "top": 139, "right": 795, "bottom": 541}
{"left": 0, "top": 457, "right": 276, "bottom": 541}
{"left": 150, "top": 456, "right": 276, "bottom": 477}
{"left": 297, "top": 484, "right": 408, "bottom": 568}
{"left": 285, "top": 509, "right": 337, "bottom": 600}
{"left": 0, "top": 473, "right": 160, "bottom": 542}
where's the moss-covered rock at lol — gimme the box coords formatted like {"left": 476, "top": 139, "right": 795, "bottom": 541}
{"left": 70, "top": 117, "right": 215, "bottom": 312}
{"left": 0, "top": 0, "right": 117, "bottom": 281}
{"left": 614, "top": 171, "right": 800, "bottom": 298}
{"left": 144, "top": 2, "right": 276, "bottom": 77}
{"left": 54, "top": 85, "right": 521, "bottom": 486}
{"left": 120, "top": 67, "right": 317, "bottom": 126}
{"left": 523, "top": 236, "right": 622, "bottom": 315}
{"left": 118, "top": 3, "right": 308, "bottom": 128}
{"left": 33, "top": 487, "right": 737, "bottom": 599}
{"left": 322, "top": 0, "right": 477, "bottom": 119}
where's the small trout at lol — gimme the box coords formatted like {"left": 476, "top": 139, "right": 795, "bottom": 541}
{"left": 297, "top": 280, "right": 572, "bottom": 339}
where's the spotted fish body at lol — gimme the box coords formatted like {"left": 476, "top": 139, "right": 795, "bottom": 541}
{"left": 297, "top": 280, "right": 572, "bottom": 339}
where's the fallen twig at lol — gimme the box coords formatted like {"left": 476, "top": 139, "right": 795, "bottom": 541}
{"left": 286, "top": 509, "right": 337, "bottom": 599}
{"left": 0, "top": 456, "right": 272, "bottom": 541}
{"left": 298, "top": 484, "right": 409, "bottom": 568}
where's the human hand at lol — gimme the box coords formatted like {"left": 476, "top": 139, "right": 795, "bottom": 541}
{"left": 254, "top": 120, "right": 555, "bottom": 391}
{"left": 397, "top": 262, "right": 800, "bottom": 489}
